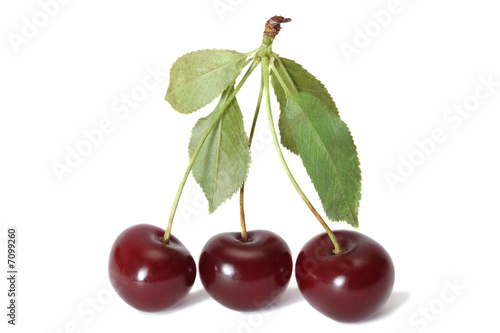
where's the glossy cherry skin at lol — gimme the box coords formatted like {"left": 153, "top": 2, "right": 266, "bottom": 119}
{"left": 108, "top": 224, "right": 196, "bottom": 312}
{"left": 199, "top": 230, "right": 293, "bottom": 311}
{"left": 296, "top": 230, "right": 394, "bottom": 322}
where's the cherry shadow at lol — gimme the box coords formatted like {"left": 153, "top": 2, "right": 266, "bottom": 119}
{"left": 370, "top": 291, "right": 410, "bottom": 321}
{"left": 267, "top": 286, "right": 304, "bottom": 310}
{"left": 154, "top": 285, "right": 303, "bottom": 316}
{"left": 172, "top": 288, "right": 211, "bottom": 311}
{"left": 143, "top": 288, "right": 211, "bottom": 316}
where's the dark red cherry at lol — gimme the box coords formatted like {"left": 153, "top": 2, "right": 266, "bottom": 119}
{"left": 295, "top": 230, "right": 394, "bottom": 322}
{"left": 199, "top": 230, "right": 293, "bottom": 311}
{"left": 108, "top": 224, "right": 196, "bottom": 312}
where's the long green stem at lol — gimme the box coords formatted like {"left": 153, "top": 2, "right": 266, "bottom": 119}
{"left": 239, "top": 74, "right": 265, "bottom": 241}
{"left": 162, "top": 58, "right": 260, "bottom": 244}
{"left": 271, "top": 53, "right": 297, "bottom": 93}
{"left": 248, "top": 75, "right": 265, "bottom": 145}
{"left": 261, "top": 55, "right": 342, "bottom": 255}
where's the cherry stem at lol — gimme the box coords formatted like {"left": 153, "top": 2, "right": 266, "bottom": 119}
{"left": 239, "top": 73, "right": 265, "bottom": 242}
{"left": 262, "top": 55, "right": 343, "bottom": 255}
{"left": 162, "top": 58, "right": 260, "bottom": 244}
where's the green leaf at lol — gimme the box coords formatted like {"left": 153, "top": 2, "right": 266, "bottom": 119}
{"left": 188, "top": 86, "right": 251, "bottom": 213}
{"left": 285, "top": 92, "right": 361, "bottom": 227}
{"left": 271, "top": 56, "right": 339, "bottom": 154}
{"left": 166, "top": 49, "right": 248, "bottom": 114}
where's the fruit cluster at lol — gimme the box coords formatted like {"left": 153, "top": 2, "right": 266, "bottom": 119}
{"left": 108, "top": 16, "right": 394, "bottom": 323}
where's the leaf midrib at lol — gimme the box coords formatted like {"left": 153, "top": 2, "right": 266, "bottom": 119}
{"left": 168, "top": 56, "right": 245, "bottom": 97}
{"left": 210, "top": 112, "right": 223, "bottom": 210}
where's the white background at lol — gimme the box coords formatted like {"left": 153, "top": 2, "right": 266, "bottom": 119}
{"left": 1, "top": 0, "right": 499, "bottom": 332}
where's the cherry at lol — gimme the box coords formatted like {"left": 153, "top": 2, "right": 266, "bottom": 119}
{"left": 108, "top": 224, "right": 196, "bottom": 312}
{"left": 199, "top": 230, "right": 293, "bottom": 311}
{"left": 295, "top": 230, "right": 394, "bottom": 322}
